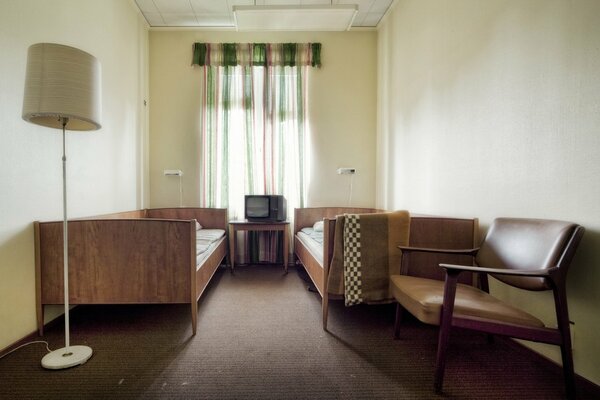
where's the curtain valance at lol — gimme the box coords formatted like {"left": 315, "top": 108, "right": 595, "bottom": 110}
{"left": 192, "top": 42, "right": 321, "bottom": 68}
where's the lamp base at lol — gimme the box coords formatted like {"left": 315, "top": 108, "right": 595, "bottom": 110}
{"left": 41, "top": 345, "right": 93, "bottom": 370}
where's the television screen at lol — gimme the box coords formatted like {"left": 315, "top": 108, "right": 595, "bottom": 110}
{"left": 246, "top": 196, "right": 269, "bottom": 218}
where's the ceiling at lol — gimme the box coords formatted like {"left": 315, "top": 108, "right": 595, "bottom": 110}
{"left": 134, "top": 0, "right": 394, "bottom": 29}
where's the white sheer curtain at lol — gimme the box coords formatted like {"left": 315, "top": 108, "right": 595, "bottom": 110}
{"left": 195, "top": 42, "right": 320, "bottom": 263}
{"left": 199, "top": 65, "right": 308, "bottom": 263}
{"left": 200, "top": 64, "right": 307, "bottom": 214}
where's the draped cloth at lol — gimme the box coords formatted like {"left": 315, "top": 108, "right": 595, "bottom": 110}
{"left": 328, "top": 211, "right": 411, "bottom": 305}
{"left": 192, "top": 42, "right": 321, "bottom": 68}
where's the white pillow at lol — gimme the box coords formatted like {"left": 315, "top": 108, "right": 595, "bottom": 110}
{"left": 313, "top": 220, "right": 324, "bottom": 232}
{"left": 196, "top": 221, "right": 203, "bottom": 230}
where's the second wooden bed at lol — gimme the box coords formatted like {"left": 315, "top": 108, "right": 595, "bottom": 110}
{"left": 294, "top": 207, "right": 479, "bottom": 330}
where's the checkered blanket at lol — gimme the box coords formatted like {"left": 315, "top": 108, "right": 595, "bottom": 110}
{"left": 343, "top": 214, "right": 363, "bottom": 306}
{"left": 328, "top": 211, "right": 410, "bottom": 306}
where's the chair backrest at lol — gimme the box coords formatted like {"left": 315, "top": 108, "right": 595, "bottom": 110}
{"left": 403, "top": 216, "right": 479, "bottom": 285}
{"left": 475, "top": 218, "right": 584, "bottom": 291}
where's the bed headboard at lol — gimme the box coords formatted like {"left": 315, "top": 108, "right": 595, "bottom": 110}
{"left": 145, "top": 207, "right": 228, "bottom": 230}
{"left": 293, "top": 207, "right": 385, "bottom": 235}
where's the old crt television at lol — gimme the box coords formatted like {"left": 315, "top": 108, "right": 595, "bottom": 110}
{"left": 244, "top": 195, "right": 287, "bottom": 222}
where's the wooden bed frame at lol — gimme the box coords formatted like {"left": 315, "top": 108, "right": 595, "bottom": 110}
{"left": 294, "top": 207, "right": 479, "bottom": 330}
{"left": 34, "top": 207, "right": 228, "bottom": 336}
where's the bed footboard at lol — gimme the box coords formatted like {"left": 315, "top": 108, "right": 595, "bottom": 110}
{"left": 35, "top": 207, "right": 228, "bottom": 336}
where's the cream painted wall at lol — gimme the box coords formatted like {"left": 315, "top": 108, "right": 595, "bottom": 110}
{"left": 378, "top": 0, "right": 600, "bottom": 385}
{"left": 149, "top": 30, "right": 377, "bottom": 209}
{"left": 0, "top": 0, "right": 148, "bottom": 350}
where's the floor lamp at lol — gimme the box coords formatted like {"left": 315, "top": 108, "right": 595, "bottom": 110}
{"left": 22, "top": 43, "right": 101, "bottom": 369}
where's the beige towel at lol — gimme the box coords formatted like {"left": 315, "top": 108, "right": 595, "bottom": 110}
{"left": 327, "top": 210, "right": 410, "bottom": 305}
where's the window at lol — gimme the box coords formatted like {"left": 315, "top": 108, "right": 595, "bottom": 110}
{"left": 193, "top": 43, "right": 320, "bottom": 263}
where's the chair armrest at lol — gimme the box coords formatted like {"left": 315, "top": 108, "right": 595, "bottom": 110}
{"left": 398, "top": 245, "right": 479, "bottom": 256}
{"left": 439, "top": 263, "right": 558, "bottom": 277}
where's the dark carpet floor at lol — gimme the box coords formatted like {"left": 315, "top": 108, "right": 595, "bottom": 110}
{"left": 0, "top": 265, "right": 594, "bottom": 399}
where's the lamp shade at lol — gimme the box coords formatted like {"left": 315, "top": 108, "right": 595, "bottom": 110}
{"left": 22, "top": 43, "right": 101, "bottom": 131}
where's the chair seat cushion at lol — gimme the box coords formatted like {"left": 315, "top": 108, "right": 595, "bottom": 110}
{"left": 390, "top": 275, "right": 545, "bottom": 328}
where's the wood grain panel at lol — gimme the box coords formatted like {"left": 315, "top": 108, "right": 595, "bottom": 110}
{"left": 404, "top": 216, "right": 479, "bottom": 284}
{"left": 38, "top": 219, "right": 193, "bottom": 304}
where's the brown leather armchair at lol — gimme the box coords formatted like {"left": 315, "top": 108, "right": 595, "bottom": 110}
{"left": 390, "top": 218, "right": 584, "bottom": 399}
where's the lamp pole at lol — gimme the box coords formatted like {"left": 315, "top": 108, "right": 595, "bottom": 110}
{"left": 61, "top": 117, "right": 71, "bottom": 352}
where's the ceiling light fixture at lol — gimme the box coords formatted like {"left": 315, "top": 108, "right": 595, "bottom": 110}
{"left": 233, "top": 3, "right": 358, "bottom": 32}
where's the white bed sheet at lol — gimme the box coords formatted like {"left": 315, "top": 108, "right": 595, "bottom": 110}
{"left": 196, "top": 229, "right": 226, "bottom": 266}
{"left": 296, "top": 231, "right": 324, "bottom": 267}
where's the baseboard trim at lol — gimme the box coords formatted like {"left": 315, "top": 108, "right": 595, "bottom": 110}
{"left": 502, "top": 337, "right": 600, "bottom": 397}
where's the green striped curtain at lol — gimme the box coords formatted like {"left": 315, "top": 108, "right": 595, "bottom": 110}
{"left": 192, "top": 42, "right": 321, "bottom": 68}
{"left": 197, "top": 43, "right": 316, "bottom": 264}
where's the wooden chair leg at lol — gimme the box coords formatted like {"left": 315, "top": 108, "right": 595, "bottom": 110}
{"left": 555, "top": 287, "right": 576, "bottom": 400}
{"left": 434, "top": 270, "right": 460, "bottom": 393}
{"left": 393, "top": 303, "right": 403, "bottom": 339}
{"left": 560, "top": 343, "right": 576, "bottom": 400}
{"left": 434, "top": 320, "right": 451, "bottom": 393}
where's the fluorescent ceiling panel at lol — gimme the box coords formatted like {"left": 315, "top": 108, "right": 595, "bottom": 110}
{"left": 233, "top": 5, "right": 358, "bottom": 31}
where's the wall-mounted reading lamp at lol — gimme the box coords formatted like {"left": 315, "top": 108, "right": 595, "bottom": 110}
{"left": 164, "top": 169, "right": 183, "bottom": 207}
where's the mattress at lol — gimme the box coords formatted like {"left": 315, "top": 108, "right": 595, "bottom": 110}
{"left": 196, "top": 229, "right": 226, "bottom": 266}
{"left": 296, "top": 228, "right": 324, "bottom": 267}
